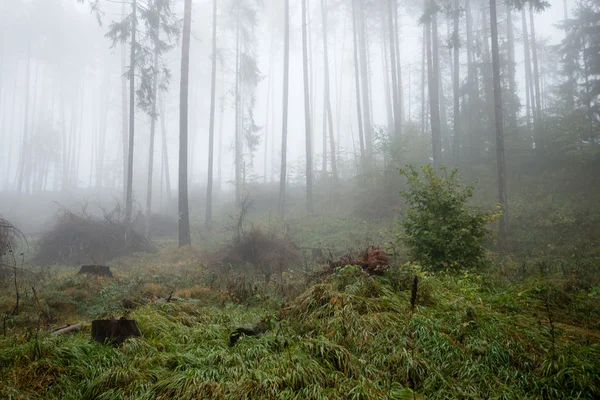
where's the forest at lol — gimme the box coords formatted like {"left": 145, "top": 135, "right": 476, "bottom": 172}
{"left": 0, "top": 0, "right": 599, "bottom": 398}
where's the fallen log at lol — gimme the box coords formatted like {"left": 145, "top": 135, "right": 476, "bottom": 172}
{"left": 53, "top": 323, "right": 83, "bottom": 335}
{"left": 78, "top": 265, "right": 113, "bottom": 277}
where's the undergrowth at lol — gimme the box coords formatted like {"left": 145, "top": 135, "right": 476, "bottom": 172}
{"left": 1, "top": 260, "right": 599, "bottom": 399}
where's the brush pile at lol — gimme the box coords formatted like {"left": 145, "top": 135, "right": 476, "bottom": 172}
{"left": 217, "top": 227, "right": 301, "bottom": 281}
{"left": 0, "top": 218, "right": 24, "bottom": 279}
{"left": 325, "top": 245, "right": 390, "bottom": 276}
{"left": 33, "top": 209, "right": 155, "bottom": 266}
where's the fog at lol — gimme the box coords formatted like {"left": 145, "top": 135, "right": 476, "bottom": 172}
{"left": 0, "top": 0, "right": 589, "bottom": 235}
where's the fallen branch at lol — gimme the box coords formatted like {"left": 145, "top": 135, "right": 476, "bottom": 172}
{"left": 52, "top": 323, "right": 83, "bottom": 335}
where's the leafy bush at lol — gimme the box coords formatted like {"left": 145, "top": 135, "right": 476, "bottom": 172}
{"left": 398, "top": 164, "right": 499, "bottom": 272}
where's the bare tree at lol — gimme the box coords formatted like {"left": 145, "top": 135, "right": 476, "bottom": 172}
{"left": 205, "top": 0, "right": 218, "bottom": 230}
{"left": 178, "top": 0, "right": 192, "bottom": 246}
{"left": 302, "top": 0, "right": 314, "bottom": 213}
{"left": 279, "top": 0, "right": 290, "bottom": 219}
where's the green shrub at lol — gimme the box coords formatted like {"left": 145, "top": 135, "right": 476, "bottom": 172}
{"left": 398, "top": 164, "right": 500, "bottom": 272}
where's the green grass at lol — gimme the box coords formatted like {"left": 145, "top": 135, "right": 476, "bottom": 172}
{"left": 1, "top": 260, "right": 599, "bottom": 399}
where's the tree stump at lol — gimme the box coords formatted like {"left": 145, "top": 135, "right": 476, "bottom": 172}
{"left": 78, "top": 265, "right": 113, "bottom": 277}
{"left": 91, "top": 318, "right": 141, "bottom": 344}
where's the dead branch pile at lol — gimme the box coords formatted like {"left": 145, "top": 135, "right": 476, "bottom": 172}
{"left": 33, "top": 209, "right": 155, "bottom": 266}
{"left": 324, "top": 245, "right": 390, "bottom": 276}
{"left": 217, "top": 227, "right": 301, "bottom": 281}
{"left": 0, "top": 218, "right": 24, "bottom": 279}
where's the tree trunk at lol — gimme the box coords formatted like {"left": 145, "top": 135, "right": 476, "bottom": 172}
{"left": 234, "top": 5, "right": 242, "bottom": 203}
{"left": 159, "top": 94, "right": 172, "bottom": 203}
{"left": 96, "top": 67, "right": 109, "bottom": 190}
{"left": 465, "top": 0, "right": 477, "bottom": 160}
{"left": 302, "top": 0, "right": 314, "bottom": 214}
{"left": 125, "top": 0, "right": 137, "bottom": 222}
{"left": 489, "top": 0, "right": 508, "bottom": 239}
{"left": 120, "top": 4, "right": 129, "bottom": 202}
{"left": 521, "top": 8, "right": 534, "bottom": 138}
{"left": 205, "top": 0, "right": 218, "bottom": 230}
{"left": 178, "top": 0, "right": 192, "bottom": 247}
{"left": 16, "top": 42, "right": 31, "bottom": 194}
{"left": 146, "top": 28, "right": 160, "bottom": 237}
{"left": 426, "top": 11, "right": 442, "bottom": 169}
{"left": 452, "top": 0, "right": 460, "bottom": 164}
{"left": 387, "top": 0, "right": 401, "bottom": 141}
{"left": 529, "top": 5, "right": 543, "bottom": 152}
{"left": 421, "top": 24, "right": 426, "bottom": 134}
{"left": 351, "top": 0, "right": 365, "bottom": 166}
{"left": 380, "top": 1, "right": 394, "bottom": 137}
{"left": 506, "top": 3, "right": 517, "bottom": 131}
{"left": 320, "top": 0, "right": 338, "bottom": 183}
{"left": 393, "top": 0, "right": 404, "bottom": 132}
{"left": 356, "top": 0, "right": 372, "bottom": 163}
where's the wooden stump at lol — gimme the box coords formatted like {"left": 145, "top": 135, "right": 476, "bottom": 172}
{"left": 91, "top": 318, "right": 141, "bottom": 344}
{"left": 78, "top": 265, "right": 113, "bottom": 277}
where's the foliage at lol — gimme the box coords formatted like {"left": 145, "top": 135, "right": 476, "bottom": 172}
{"left": 398, "top": 165, "right": 500, "bottom": 272}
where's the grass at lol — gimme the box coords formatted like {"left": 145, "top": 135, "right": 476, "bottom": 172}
{"left": 1, "top": 256, "right": 599, "bottom": 399}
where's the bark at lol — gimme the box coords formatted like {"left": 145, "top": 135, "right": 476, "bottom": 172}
{"left": 465, "top": 0, "right": 477, "bottom": 159}
{"left": 159, "top": 94, "right": 172, "bottom": 203}
{"left": 481, "top": 7, "right": 496, "bottom": 146}
{"left": 387, "top": 0, "right": 401, "bottom": 141}
{"left": 421, "top": 24, "right": 426, "bottom": 134}
{"left": 522, "top": 8, "right": 534, "bottom": 136}
{"left": 302, "top": 0, "right": 314, "bottom": 214}
{"left": 279, "top": 0, "right": 290, "bottom": 219}
{"left": 393, "top": 0, "right": 404, "bottom": 130}
{"left": 529, "top": 5, "right": 543, "bottom": 151}
{"left": 452, "top": 0, "right": 460, "bottom": 163}
{"left": 125, "top": 0, "right": 137, "bottom": 222}
{"left": 351, "top": 0, "right": 365, "bottom": 165}
{"left": 320, "top": 0, "right": 338, "bottom": 182}
{"left": 234, "top": 5, "right": 242, "bottom": 203}
{"left": 356, "top": 0, "right": 372, "bottom": 163}
{"left": 490, "top": 0, "right": 508, "bottom": 239}
{"left": 506, "top": 3, "right": 517, "bottom": 131}
{"left": 120, "top": 6, "right": 129, "bottom": 201}
{"left": 146, "top": 28, "right": 160, "bottom": 237}
{"left": 16, "top": 42, "right": 31, "bottom": 194}
{"left": 96, "top": 67, "right": 110, "bottom": 190}
{"left": 205, "top": 0, "right": 218, "bottom": 230}
{"left": 380, "top": 2, "right": 394, "bottom": 136}
{"left": 426, "top": 12, "right": 442, "bottom": 169}
{"left": 178, "top": 0, "right": 192, "bottom": 247}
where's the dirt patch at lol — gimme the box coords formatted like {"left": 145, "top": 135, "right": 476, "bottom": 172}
{"left": 324, "top": 246, "right": 390, "bottom": 276}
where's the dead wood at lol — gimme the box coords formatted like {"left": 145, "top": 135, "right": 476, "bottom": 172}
{"left": 91, "top": 317, "right": 141, "bottom": 345}
{"left": 78, "top": 265, "right": 113, "bottom": 277}
{"left": 53, "top": 323, "right": 83, "bottom": 335}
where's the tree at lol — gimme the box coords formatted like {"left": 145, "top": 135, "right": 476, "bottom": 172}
{"left": 205, "top": 0, "right": 218, "bottom": 230}
{"left": 319, "top": 0, "right": 338, "bottom": 183}
{"left": 178, "top": 0, "right": 192, "bottom": 247}
{"left": 279, "top": 0, "right": 290, "bottom": 219}
{"left": 490, "top": 0, "right": 508, "bottom": 238}
{"left": 302, "top": 0, "right": 314, "bottom": 213}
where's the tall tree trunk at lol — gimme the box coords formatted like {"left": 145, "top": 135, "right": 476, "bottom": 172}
{"left": 433, "top": 13, "right": 448, "bottom": 155}
{"left": 481, "top": 7, "right": 496, "bottom": 149}
{"left": 320, "top": 0, "right": 338, "bottom": 183}
{"left": 205, "top": 0, "right": 218, "bottom": 230}
{"left": 465, "top": 0, "right": 477, "bottom": 160}
{"left": 16, "top": 42, "right": 31, "bottom": 194}
{"left": 387, "top": 0, "right": 401, "bottom": 141}
{"left": 421, "top": 24, "right": 426, "bottom": 134}
{"left": 234, "top": 5, "right": 242, "bottom": 203}
{"left": 380, "top": 1, "right": 394, "bottom": 136}
{"left": 159, "top": 94, "right": 172, "bottom": 203}
{"left": 356, "top": 0, "right": 372, "bottom": 163}
{"left": 489, "top": 0, "right": 508, "bottom": 239}
{"left": 529, "top": 5, "right": 543, "bottom": 152}
{"left": 506, "top": 3, "right": 517, "bottom": 131}
{"left": 264, "top": 30, "right": 275, "bottom": 183}
{"left": 121, "top": 2, "right": 129, "bottom": 204}
{"left": 351, "top": 0, "right": 365, "bottom": 166}
{"left": 427, "top": 10, "right": 442, "bottom": 170}
{"left": 96, "top": 67, "right": 109, "bottom": 190}
{"left": 302, "top": 0, "right": 314, "bottom": 214}
{"left": 452, "top": 0, "right": 460, "bottom": 163}
{"left": 125, "top": 0, "right": 137, "bottom": 221}
{"left": 393, "top": 0, "right": 404, "bottom": 130}
{"left": 279, "top": 0, "right": 290, "bottom": 219}
{"left": 426, "top": 13, "right": 442, "bottom": 170}
{"left": 178, "top": 0, "right": 192, "bottom": 246}
{"left": 146, "top": 28, "right": 160, "bottom": 237}
{"left": 522, "top": 8, "right": 534, "bottom": 138}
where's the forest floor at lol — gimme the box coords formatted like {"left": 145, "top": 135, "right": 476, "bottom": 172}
{"left": 1, "top": 222, "right": 599, "bottom": 399}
